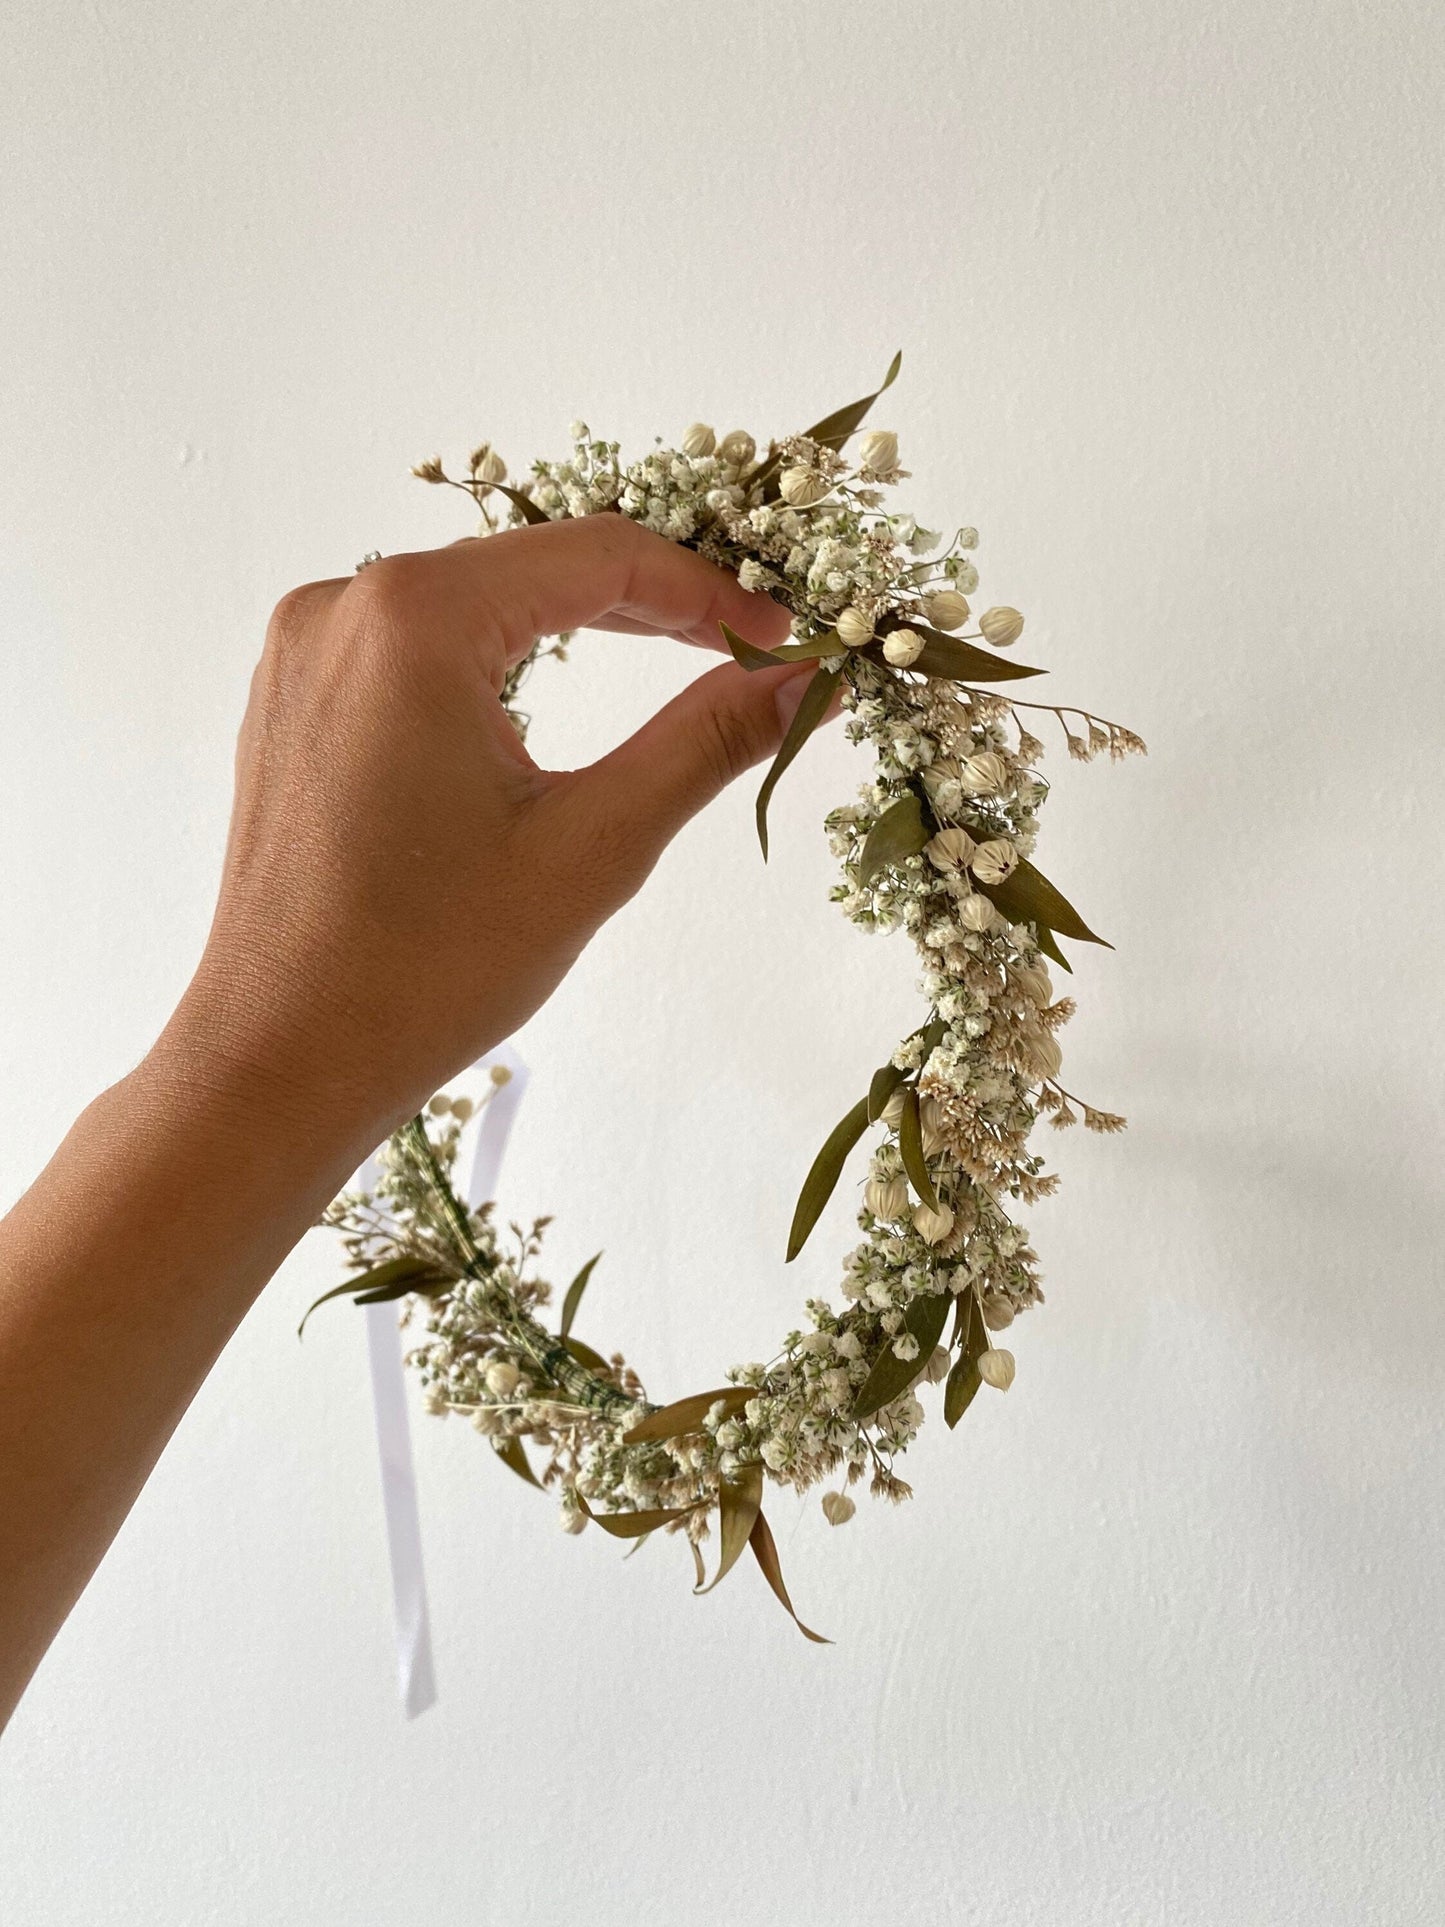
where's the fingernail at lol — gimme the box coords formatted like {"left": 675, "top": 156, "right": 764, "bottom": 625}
{"left": 774, "top": 665, "right": 817, "bottom": 730}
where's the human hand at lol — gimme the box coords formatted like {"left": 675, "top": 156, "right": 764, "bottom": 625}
{"left": 166, "top": 513, "right": 815, "bottom": 1161}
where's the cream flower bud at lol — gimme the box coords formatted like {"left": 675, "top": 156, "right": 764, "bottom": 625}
{"left": 971, "top": 838, "right": 1019, "bottom": 886}
{"left": 858, "top": 429, "right": 899, "bottom": 471}
{"left": 957, "top": 893, "right": 997, "bottom": 933}
{"left": 681, "top": 422, "right": 716, "bottom": 458}
{"left": 1028, "top": 1028, "right": 1063, "bottom": 1079}
{"left": 1015, "top": 961, "right": 1053, "bottom": 1007}
{"left": 924, "top": 1344, "right": 952, "bottom": 1384}
{"left": 923, "top": 590, "right": 970, "bottom": 630}
{"left": 449, "top": 1095, "right": 475, "bottom": 1122}
{"left": 559, "top": 1501, "right": 588, "bottom": 1535}
{"left": 821, "top": 1491, "right": 856, "bottom": 1526}
{"left": 779, "top": 466, "right": 829, "bottom": 507}
{"left": 960, "top": 751, "right": 1010, "bottom": 795}
{"left": 835, "top": 605, "right": 874, "bottom": 647}
{"left": 489, "top": 1064, "right": 513, "bottom": 1087}
{"left": 977, "top": 1348, "right": 1016, "bottom": 1391}
{"left": 919, "top": 1094, "right": 947, "bottom": 1156}
{"left": 717, "top": 429, "right": 756, "bottom": 467}
{"left": 484, "top": 1359, "right": 521, "bottom": 1397}
{"left": 912, "top": 1201, "right": 955, "bottom": 1244}
{"left": 882, "top": 627, "right": 925, "bottom": 667}
{"left": 864, "top": 1174, "right": 910, "bottom": 1221}
{"left": 979, "top": 606, "right": 1025, "bottom": 648}
{"left": 426, "top": 1094, "right": 452, "bottom": 1116}
{"left": 880, "top": 1088, "right": 907, "bottom": 1130}
{"left": 925, "top": 827, "right": 976, "bottom": 871}
{"left": 470, "top": 447, "right": 505, "bottom": 485}
{"left": 981, "top": 1291, "right": 1016, "bottom": 1331}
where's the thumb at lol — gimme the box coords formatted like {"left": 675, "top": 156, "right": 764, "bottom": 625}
{"left": 559, "top": 655, "right": 826, "bottom": 881}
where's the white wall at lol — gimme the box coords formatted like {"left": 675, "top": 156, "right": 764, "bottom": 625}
{"left": 3, "top": 3, "right": 1443, "bottom": 1921}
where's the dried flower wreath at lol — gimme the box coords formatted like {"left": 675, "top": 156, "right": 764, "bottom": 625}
{"left": 310, "top": 356, "right": 1143, "bottom": 1637}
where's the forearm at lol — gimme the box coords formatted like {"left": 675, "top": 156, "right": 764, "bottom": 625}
{"left": 0, "top": 1007, "right": 371, "bottom": 1729}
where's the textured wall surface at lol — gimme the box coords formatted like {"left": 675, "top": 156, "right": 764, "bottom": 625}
{"left": 2, "top": 4, "right": 1443, "bottom": 1922}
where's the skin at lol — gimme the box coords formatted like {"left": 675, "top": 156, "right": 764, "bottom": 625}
{"left": 0, "top": 514, "right": 820, "bottom": 1730}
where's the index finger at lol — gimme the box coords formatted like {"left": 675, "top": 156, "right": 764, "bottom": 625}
{"left": 433, "top": 514, "right": 794, "bottom": 663}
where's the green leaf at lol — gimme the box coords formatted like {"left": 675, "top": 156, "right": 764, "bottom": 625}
{"left": 869, "top": 620, "right": 1046, "bottom": 685}
{"left": 699, "top": 1461, "right": 763, "bottom": 1594}
{"left": 944, "top": 1291, "right": 990, "bottom": 1429}
{"left": 857, "top": 792, "right": 929, "bottom": 888}
{"left": 483, "top": 479, "right": 551, "bottom": 526}
{"left": 851, "top": 1289, "right": 951, "bottom": 1422}
{"left": 1034, "top": 925, "right": 1073, "bottom": 974}
{"left": 898, "top": 1087, "right": 940, "bottom": 1213}
{"left": 297, "top": 1257, "right": 449, "bottom": 1338}
{"left": 559, "top": 1251, "right": 601, "bottom": 1339}
{"left": 754, "top": 664, "right": 836, "bottom": 860}
{"left": 493, "top": 1436, "right": 544, "bottom": 1490}
{"left": 786, "top": 1095, "right": 871, "bottom": 1263}
{"left": 747, "top": 1509, "right": 831, "bottom": 1643}
{"left": 563, "top": 1335, "right": 611, "bottom": 1374}
{"left": 720, "top": 621, "right": 848, "bottom": 670}
{"left": 978, "top": 856, "right": 1110, "bottom": 947}
{"left": 621, "top": 1386, "right": 755, "bottom": 1445}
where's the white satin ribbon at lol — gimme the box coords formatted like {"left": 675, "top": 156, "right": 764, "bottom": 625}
{"left": 356, "top": 1042, "right": 531, "bottom": 1719}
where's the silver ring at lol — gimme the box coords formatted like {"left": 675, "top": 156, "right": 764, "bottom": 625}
{"left": 355, "top": 549, "right": 383, "bottom": 572}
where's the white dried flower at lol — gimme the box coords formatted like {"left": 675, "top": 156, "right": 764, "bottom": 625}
{"left": 681, "top": 422, "right": 716, "bottom": 458}
{"left": 821, "top": 1491, "right": 856, "bottom": 1526}
{"left": 925, "top": 827, "right": 977, "bottom": 871}
{"left": 484, "top": 1358, "right": 521, "bottom": 1397}
{"left": 971, "top": 838, "right": 1019, "bottom": 885}
{"left": 882, "top": 627, "right": 925, "bottom": 667}
{"left": 960, "top": 751, "right": 1010, "bottom": 795}
{"left": 891, "top": 1332, "right": 921, "bottom": 1363}
{"left": 717, "top": 429, "right": 756, "bottom": 466}
{"left": 864, "top": 1174, "right": 910, "bottom": 1220}
{"left": 559, "top": 1500, "right": 588, "bottom": 1535}
{"left": 979, "top": 606, "right": 1025, "bottom": 648}
{"left": 981, "top": 1291, "right": 1016, "bottom": 1331}
{"left": 737, "top": 558, "right": 769, "bottom": 592}
{"left": 923, "top": 590, "right": 970, "bottom": 630}
{"left": 836, "top": 605, "right": 875, "bottom": 647}
{"left": 957, "top": 893, "right": 997, "bottom": 933}
{"left": 1015, "top": 961, "right": 1053, "bottom": 1007}
{"left": 912, "top": 1201, "right": 955, "bottom": 1244}
{"left": 923, "top": 1345, "right": 952, "bottom": 1384}
{"left": 977, "top": 1348, "right": 1016, "bottom": 1390}
{"left": 1028, "top": 1028, "right": 1063, "bottom": 1079}
{"left": 858, "top": 429, "right": 899, "bottom": 471}
{"left": 779, "top": 466, "right": 829, "bottom": 508}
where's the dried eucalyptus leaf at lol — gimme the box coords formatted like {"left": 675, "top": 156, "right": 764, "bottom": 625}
{"left": 857, "top": 792, "right": 928, "bottom": 888}
{"left": 899, "top": 1087, "right": 940, "bottom": 1213}
{"left": 802, "top": 348, "right": 903, "bottom": 452}
{"left": 786, "top": 1095, "right": 871, "bottom": 1263}
{"left": 494, "top": 1436, "right": 544, "bottom": 1490}
{"left": 867, "top": 1060, "right": 908, "bottom": 1124}
{"left": 580, "top": 1496, "right": 705, "bottom": 1539}
{"left": 559, "top": 1251, "right": 601, "bottom": 1339}
{"left": 755, "top": 664, "right": 835, "bottom": 860}
{"left": 720, "top": 621, "right": 787, "bottom": 671}
{"left": 944, "top": 1292, "right": 991, "bottom": 1429}
{"left": 297, "top": 1257, "right": 446, "bottom": 1339}
{"left": 1034, "top": 924, "right": 1074, "bottom": 974}
{"left": 621, "top": 1385, "right": 754, "bottom": 1445}
{"left": 870, "top": 620, "right": 1046, "bottom": 684}
{"left": 562, "top": 1335, "right": 611, "bottom": 1374}
{"left": 482, "top": 479, "right": 550, "bottom": 527}
{"left": 979, "top": 857, "right": 1109, "bottom": 947}
{"left": 747, "top": 1509, "right": 831, "bottom": 1643}
{"left": 851, "top": 1289, "right": 951, "bottom": 1422}
{"left": 699, "top": 1461, "right": 763, "bottom": 1594}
